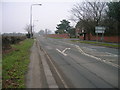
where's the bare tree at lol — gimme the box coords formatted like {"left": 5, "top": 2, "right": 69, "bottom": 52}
{"left": 24, "top": 24, "right": 31, "bottom": 38}
{"left": 39, "top": 30, "right": 45, "bottom": 35}
{"left": 24, "top": 24, "right": 30, "bottom": 33}
{"left": 70, "top": 0, "right": 107, "bottom": 34}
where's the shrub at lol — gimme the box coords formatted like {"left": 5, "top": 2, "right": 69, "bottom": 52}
{"left": 2, "top": 36, "right": 27, "bottom": 51}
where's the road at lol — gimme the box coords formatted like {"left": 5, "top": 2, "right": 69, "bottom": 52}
{"left": 37, "top": 35, "right": 119, "bottom": 88}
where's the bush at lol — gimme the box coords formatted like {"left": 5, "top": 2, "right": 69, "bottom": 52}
{"left": 2, "top": 36, "right": 27, "bottom": 51}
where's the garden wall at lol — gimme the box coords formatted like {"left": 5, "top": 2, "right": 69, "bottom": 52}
{"left": 80, "top": 33, "right": 119, "bottom": 43}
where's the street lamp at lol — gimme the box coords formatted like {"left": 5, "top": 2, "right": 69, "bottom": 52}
{"left": 33, "top": 20, "right": 39, "bottom": 37}
{"left": 30, "top": 4, "right": 42, "bottom": 38}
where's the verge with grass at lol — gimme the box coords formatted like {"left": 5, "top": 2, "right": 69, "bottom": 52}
{"left": 71, "top": 40, "right": 119, "bottom": 48}
{"left": 2, "top": 39, "right": 34, "bottom": 88}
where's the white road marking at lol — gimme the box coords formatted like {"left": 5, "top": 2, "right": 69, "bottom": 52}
{"left": 75, "top": 45, "right": 85, "bottom": 54}
{"left": 56, "top": 48, "right": 67, "bottom": 56}
{"left": 56, "top": 48, "right": 71, "bottom": 56}
{"left": 43, "top": 49, "right": 69, "bottom": 88}
{"left": 62, "top": 48, "right": 70, "bottom": 53}
{"left": 56, "top": 40, "right": 119, "bottom": 68}
{"left": 103, "top": 60, "right": 106, "bottom": 62}
{"left": 74, "top": 45, "right": 119, "bottom": 68}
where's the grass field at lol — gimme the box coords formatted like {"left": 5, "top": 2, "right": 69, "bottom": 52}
{"left": 2, "top": 39, "right": 34, "bottom": 88}
{"left": 71, "top": 40, "right": 119, "bottom": 48}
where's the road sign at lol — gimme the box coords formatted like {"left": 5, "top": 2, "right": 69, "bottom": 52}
{"left": 95, "top": 30, "right": 105, "bottom": 33}
{"left": 95, "top": 26, "right": 105, "bottom": 33}
{"left": 95, "top": 26, "right": 105, "bottom": 42}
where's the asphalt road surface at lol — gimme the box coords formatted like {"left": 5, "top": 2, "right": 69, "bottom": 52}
{"left": 37, "top": 35, "right": 119, "bottom": 88}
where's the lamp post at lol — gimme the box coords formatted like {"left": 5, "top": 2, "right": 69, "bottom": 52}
{"left": 30, "top": 4, "right": 42, "bottom": 38}
{"left": 33, "top": 20, "right": 39, "bottom": 37}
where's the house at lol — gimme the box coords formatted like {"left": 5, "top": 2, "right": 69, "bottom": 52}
{"left": 75, "top": 27, "right": 86, "bottom": 40}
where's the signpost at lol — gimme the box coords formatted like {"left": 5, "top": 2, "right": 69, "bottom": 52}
{"left": 95, "top": 26, "right": 105, "bottom": 42}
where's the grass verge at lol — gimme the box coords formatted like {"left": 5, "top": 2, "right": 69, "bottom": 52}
{"left": 71, "top": 40, "right": 120, "bottom": 48}
{"left": 2, "top": 39, "right": 34, "bottom": 88}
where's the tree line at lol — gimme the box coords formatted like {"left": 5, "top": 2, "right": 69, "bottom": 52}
{"left": 55, "top": 1, "right": 120, "bottom": 36}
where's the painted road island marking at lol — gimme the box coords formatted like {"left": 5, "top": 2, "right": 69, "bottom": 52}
{"left": 55, "top": 40, "right": 119, "bottom": 68}
{"left": 75, "top": 45, "right": 119, "bottom": 69}
{"left": 56, "top": 48, "right": 70, "bottom": 56}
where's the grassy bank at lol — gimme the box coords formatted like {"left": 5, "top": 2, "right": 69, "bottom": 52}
{"left": 71, "top": 40, "right": 119, "bottom": 48}
{"left": 2, "top": 39, "right": 34, "bottom": 88}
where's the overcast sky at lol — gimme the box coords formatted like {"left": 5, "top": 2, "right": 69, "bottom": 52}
{"left": 1, "top": 0, "right": 114, "bottom": 33}
{"left": 1, "top": 0, "right": 83, "bottom": 33}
